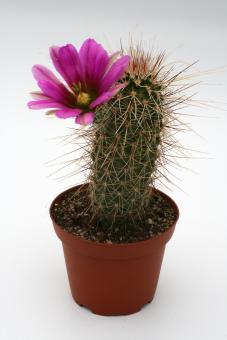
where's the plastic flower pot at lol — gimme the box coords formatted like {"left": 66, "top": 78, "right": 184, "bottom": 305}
{"left": 50, "top": 184, "right": 179, "bottom": 316}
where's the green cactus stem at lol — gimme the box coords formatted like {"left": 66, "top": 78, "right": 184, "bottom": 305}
{"left": 89, "top": 50, "right": 169, "bottom": 228}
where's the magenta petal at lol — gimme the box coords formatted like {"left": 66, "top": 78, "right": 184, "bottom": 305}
{"left": 37, "top": 80, "right": 73, "bottom": 104}
{"left": 75, "top": 111, "right": 94, "bottom": 125}
{"left": 100, "top": 55, "right": 130, "bottom": 93}
{"left": 27, "top": 100, "right": 67, "bottom": 110}
{"left": 55, "top": 108, "right": 83, "bottom": 119}
{"left": 79, "top": 38, "right": 109, "bottom": 89}
{"left": 104, "top": 51, "right": 121, "bottom": 74}
{"left": 32, "top": 64, "right": 74, "bottom": 104}
{"left": 50, "top": 44, "right": 81, "bottom": 87}
{"left": 32, "top": 65, "right": 61, "bottom": 85}
{"left": 30, "top": 91, "right": 50, "bottom": 100}
{"left": 58, "top": 44, "right": 82, "bottom": 85}
{"left": 90, "top": 83, "right": 126, "bottom": 109}
{"left": 50, "top": 46, "right": 69, "bottom": 84}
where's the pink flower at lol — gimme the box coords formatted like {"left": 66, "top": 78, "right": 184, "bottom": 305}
{"left": 28, "top": 39, "right": 130, "bottom": 125}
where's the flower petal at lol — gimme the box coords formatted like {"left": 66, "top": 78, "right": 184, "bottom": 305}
{"left": 32, "top": 64, "right": 74, "bottom": 104}
{"left": 79, "top": 38, "right": 109, "bottom": 90}
{"left": 50, "top": 46, "right": 69, "bottom": 84}
{"left": 32, "top": 65, "right": 62, "bottom": 85}
{"left": 90, "top": 83, "right": 126, "bottom": 109}
{"left": 27, "top": 99, "right": 67, "bottom": 110}
{"left": 37, "top": 80, "right": 73, "bottom": 104}
{"left": 29, "top": 91, "right": 50, "bottom": 100}
{"left": 99, "top": 55, "right": 130, "bottom": 93}
{"left": 50, "top": 44, "right": 82, "bottom": 87}
{"left": 55, "top": 108, "right": 83, "bottom": 119}
{"left": 75, "top": 111, "right": 94, "bottom": 125}
{"left": 104, "top": 51, "right": 121, "bottom": 75}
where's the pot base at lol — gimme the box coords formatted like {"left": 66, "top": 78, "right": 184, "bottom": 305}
{"left": 74, "top": 297, "right": 153, "bottom": 316}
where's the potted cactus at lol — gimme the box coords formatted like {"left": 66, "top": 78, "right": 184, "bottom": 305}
{"left": 28, "top": 38, "right": 187, "bottom": 316}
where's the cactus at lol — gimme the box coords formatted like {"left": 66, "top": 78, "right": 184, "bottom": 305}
{"left": 88, "top": 48, "right": 175, "bottom": 229}
{"left": 29, "top": 39, "right": 193, "bottom": 237}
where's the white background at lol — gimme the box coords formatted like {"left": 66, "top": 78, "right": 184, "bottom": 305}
{"left": 0, "top": 0, "right": 227, "bottom": 339}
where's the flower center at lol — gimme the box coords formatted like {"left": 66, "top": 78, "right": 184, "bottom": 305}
{"left": 77, "top": 92, "right": 92, "bottom": 106}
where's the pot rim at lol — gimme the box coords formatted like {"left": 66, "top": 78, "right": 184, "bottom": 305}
{"left": 49, "top": 183, "right": 179, "bottom": 248}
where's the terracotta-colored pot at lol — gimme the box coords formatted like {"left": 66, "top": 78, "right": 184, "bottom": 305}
{"left": 50, "top": 185, "right": 179, "bottom": 316}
